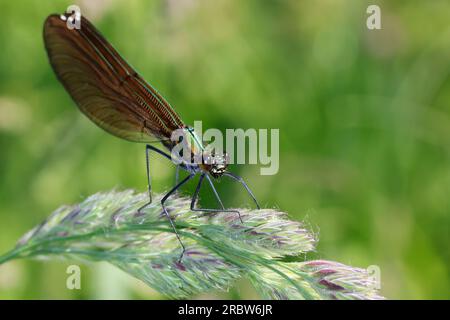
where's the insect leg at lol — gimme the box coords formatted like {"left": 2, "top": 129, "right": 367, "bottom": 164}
{"left": 161, "top": 173, "right": 195, "bottom": 262}
{"left": 190, "top": 173, "right": 243, "bottom": 223}
{"left": 137, "top": 144, "right": 173, "bottom": 214}
{"left": 223, "top": 172, "right": 260, "bottom": 209}
{"left": 205, "top": 174, "right": 225, "bottom": 210}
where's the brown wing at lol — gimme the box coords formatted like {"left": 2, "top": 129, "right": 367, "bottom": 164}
{"left": 43, "top": 13, "right": 184, "bottom": 145}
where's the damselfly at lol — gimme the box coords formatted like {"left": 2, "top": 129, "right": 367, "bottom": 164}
{"left": 43, "top": 13, "right": 260, "bottom": 260}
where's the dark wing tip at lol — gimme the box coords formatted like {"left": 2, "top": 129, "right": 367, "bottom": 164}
{"left": 44, "top": 14, "right": 65, "bottom": 29}
{"left": 43, "top": 14, "right": 69, "bottom": 44}
{"left": 44, "top": 12, "right": 87, "bottom": 32}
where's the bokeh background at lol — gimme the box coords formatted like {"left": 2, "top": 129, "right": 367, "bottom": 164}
{"left": 0, "top": 0, "right": 449, "bottom": 299}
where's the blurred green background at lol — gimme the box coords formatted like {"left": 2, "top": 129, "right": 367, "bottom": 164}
{"left": 0, "top": 0, "right": 449, "bottom": 299}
